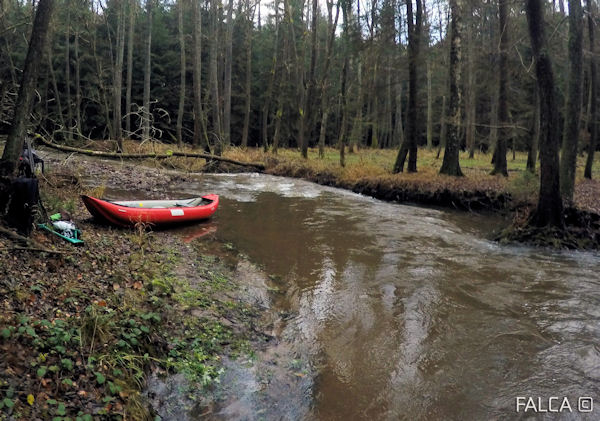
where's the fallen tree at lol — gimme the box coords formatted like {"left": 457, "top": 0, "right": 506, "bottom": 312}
{"left": 33, "top": 134, "right": 266, "bottom": 171}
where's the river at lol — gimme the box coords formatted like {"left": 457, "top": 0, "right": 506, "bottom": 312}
{"left": 111, "top": 172, "right": 600, "bottom": 420}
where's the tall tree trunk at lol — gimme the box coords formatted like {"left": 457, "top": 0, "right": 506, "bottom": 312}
{"left": 125, "top": 0, "right": 135, "bottom": 135}
{"left": 560, "top": 0, "right": 583, "bottom": 201}
{"left": 262, "top": 0, "right": 280, "bottom": 151}
{"left": 436, "top": 94, "right": 446, "bottom": 159}
{"left": 491, "top": 0, "right": 508, "bottom": 176}
{"left": 440, "top": 0, "right": 464, "bottom": 176}
{"left": 74, "top": 29, "right": 82, "bottom": 137}
{"left": 394, "top": 0, "right": 422, "bottom": 173}
{"left": 48, "top": 46, "right": 66, "bottom": 137}
{"left": 176, "top": 0, "right": 186, "bottom": 148}
{"left": 241, "top": 0, "right": 254, "bottom": 149}
{"left": 465, "top": 12, "right": 476, "bottom": 159}
{"left": 142, "top": 0, "right": 153, "bottom": 141}
{"left": 349, "top": 61, "right": 364, "bottom": 152}
{"left": 1, "top": 0, "right": 55, "bottom": 176}
{"left": 426, "top": 59, "right": 433, "bottom": 150}
{"left": 193, "top": 0, "right": 208, "bottom": 149}
{"left": 300, "top": 0, "right": 318, "bottom": 158}
{"left": 527, "top": 86, "right": 540, "bottom": 172}
{"left": 209, "top": 0, "right": 223, "bottom": 154}
{"left": 585, "top": 0, "right": 597, "bottom": 179}
{"left": 114, "top": 0, "right": 125, "bottom": 151}
{"left": 317, "top": 0, "right": 340, "bottom": 158}
{"left": 394, "top": 81, "right": 405, "bottom": 147}
{"left": 526, "top": 0, "right": 564, "bottom": 228}
{"left": 223, "top": 0, "right": 234, "bottom": 148}
{"left": 284, "top": 0, "right": 304, "bottom": 155}
{"left": 65, "top": 4, "right": 72, "bottom": 141}
{"left": 338, "top": 0, "right": 351, "bottom": 166}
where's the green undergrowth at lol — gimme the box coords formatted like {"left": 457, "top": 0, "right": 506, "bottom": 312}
{"left": 0, "top": 183, "right": 258, "bottom": 420}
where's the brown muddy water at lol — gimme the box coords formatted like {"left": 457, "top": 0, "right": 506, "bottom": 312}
{"left": 100, "top": 171, "right": 600, "bottom": 420}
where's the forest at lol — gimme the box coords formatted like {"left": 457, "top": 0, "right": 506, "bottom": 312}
{"left": 0, "top": 0, "right": 594, "bottom": 162}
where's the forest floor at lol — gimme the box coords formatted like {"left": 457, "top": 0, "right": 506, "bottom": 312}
{"left": 0, "top": 154, "right": 284, "bottom": 420}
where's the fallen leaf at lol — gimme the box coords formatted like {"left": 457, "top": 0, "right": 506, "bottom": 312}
{"left": 112, "top": 283, "right": 120, "bottom": 291}
{"left": 132, "top": 281, "right": 142, "bottom": 290}
{"left": 27, "top": 394, "right": 34, "bottom": 405}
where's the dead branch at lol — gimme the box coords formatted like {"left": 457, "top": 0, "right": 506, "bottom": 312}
{"left": 33, "top": 134, "right": 266, "bottom": 170}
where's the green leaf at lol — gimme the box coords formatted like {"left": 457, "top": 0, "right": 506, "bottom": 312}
{"left": 95, "top": 372, "right": 105, "bottom": 385}
{"left": 61, "top": 378, "right": 73, "bottom": 386}
{"left": 47, "top": 399, "right": 58, "bottom": 405}
{"left": 1, "top": 328, "right": 11, "bottom": 339}
{"left": 56, "top": 402, "right": 66, "bottom": 415}
{"left": 61, "top": 359, "right": 74, "bottom": 371}
{"left": 3, "top": 398, "right": 14, "bottom": 408}
{"left": 37, "top": 366, "right": 48, "bottom": 377}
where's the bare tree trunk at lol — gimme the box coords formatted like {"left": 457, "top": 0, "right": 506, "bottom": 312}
{"left": 527, "top": 86, "right": 540, "bottom": 172}
{"left": 349, "top": 61, "right": 364, "bottom": 152}
{"left": 394, "top": 0, "right": 422, "bottom": 173}
{"left": 209, "top": 0, "right": 223, "bottom": 154}
{"left": 262, "top": 0, "right": 280, "bottom": 151}
{"left": 193, "top": 0, "right": 209, "bottom": 149}
{"left": 113, "top": 0, "right": 125, "bottom": 151}
{"left": 74, "top": 29, "right": 82, "bottom": 137}
{"left": 394, "top": 81, "right": 405, "bottom": 147}
{"left": 65, "top": 4, "right": 72, "bottom": 141}
{"left": 48, "top": 46, "right": 66, "bottom": 136}
{"left": 241, "top": 0, "right": 254, "bottom": 149}
{"left": 272, "top": 93, "right": 283, "bottom": 154}
{"left": 318, "top": 0, "right": 340, "bottom": 158}
{"left": 1, "top": 0, "right": 55, "bottom": 176}
{"left": 299, "top": 0, "right": 318, "bottom": 158}
{"left": 436, "top": 94, "right": 447, "bottom": 159}
{"left": 491, "top": 0, "right": 508, "bottom": 176}
{"left": 466, "top": 11, "right": 476, "bottom": 159}
{"left": 426, "top": 59, "right": 433, "bottom": 150}
{"left": 223, "top": 0, "right": 234, "bottom": 148}
{"left": 439, "top": 0, "right": 464, "bottom": 176}
{"left": 176, "top": 0, "right": 186, "bottom": 148}
{"left": 526, "top": 0, "right": 564, "bottom": 228}
{"left": 142, "top": 0, "right": 153, "bottom": 141}
{"left": 338, "top": 0, "right": 351, "bottom": 166}
{"left": 585, "top": 0, "right": 597, "bottom": 179}
{"left": 125, "top": 0, "right": 135, "bottom": 135}
{"left": 560, "top": 0, "right": 583, "bottom": 202}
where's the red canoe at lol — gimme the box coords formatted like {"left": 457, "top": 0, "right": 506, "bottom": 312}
{"left": 81, "top": 194, "right": 219, "bottom": 227}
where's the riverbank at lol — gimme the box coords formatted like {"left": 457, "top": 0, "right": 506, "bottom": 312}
{"left": 0, "top": 163, "right": 276, "bottom": 419}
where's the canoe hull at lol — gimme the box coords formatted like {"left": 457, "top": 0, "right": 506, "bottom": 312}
{"left": 81, "top": 194, "right": 219, "bottom": 227}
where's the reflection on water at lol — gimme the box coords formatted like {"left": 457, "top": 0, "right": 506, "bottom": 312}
{"left": 105, "top": 173, "right": 600, "bottom": 420}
